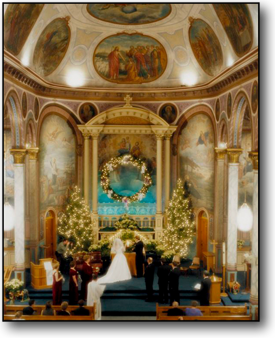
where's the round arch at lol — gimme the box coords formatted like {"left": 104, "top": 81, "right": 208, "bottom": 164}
{"left": 219, "top": 114, "right": 229, "bottom": 145}
{"left": 25, "top": 117, "right": 36, "bottom": 147}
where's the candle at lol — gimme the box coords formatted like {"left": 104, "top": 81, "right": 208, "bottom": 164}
{"left": 222, "top": 242, "right": 226, "bottom": 265}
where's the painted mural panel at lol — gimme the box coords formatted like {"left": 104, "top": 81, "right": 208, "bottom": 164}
{"left": 79, "top": 103, "right": 97, "bottom": 123}
{"left": 179, "top": 114, "right": 215, "bottom": 211}
{"left": 251, "top": 80, "right": 258, "bottom": 113}
{"left": 189, "top": 18, "right": 223, "bottom": 76}
{"left": 215, "top": 99, "right": 220, "bottom": 121}
{"left": 227, "top": 93, "right": 232, "bottom": 119}
{"left": 98, "top": 134, "right": 156, "bottom": 215}
{"left": 33, "top": 17, "right": 71, "bottom": 77}
{"left": 87, "top": 4, "right": 171, "bottom": 25}
{"left": 22, "top": 92, "right": 27, "bottom": 118}
{"left": 213, "top": 4, "right": 253, "bottom": 57}
{"left": 4, "top": 4, "right": 44, "bottom": 55}
{"left": 39, "top": 115, "right": 76, "bottom": 211}
{"left": 4, "top": 130, "right": 14, "bottom": 205}
{"left": 94, "top": 33, "right": 167, "bottom": 84}
{"left": 159, "top": 103, "right": 177, "bottom": 124}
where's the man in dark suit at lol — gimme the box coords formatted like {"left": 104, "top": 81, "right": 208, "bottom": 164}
{"left": 169, "top": 259, "right": 181, "bottom": 305}
{"left": 157, "top": 258, "right": 172, "bottom": 303}
{"left": 167, "top": 301, "right": 185, "bottom": 317}
{"left": 22, "top": 299, "right": 37, "bottom": 315}
{"left": 133, "top": 235, "right": 145, "bottom": 277}
{"left": 199, "top": 270, "right": 212, "bottom": 306}
{"left": 72, "top": 299, "right": 90, "bottom": 316}
{"left": 144, "top": 257, "right": 155, "bottom": 302}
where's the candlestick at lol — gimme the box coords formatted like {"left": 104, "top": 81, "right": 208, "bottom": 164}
{"left": 222, "top": 242, "right": 226, "bottom": 265}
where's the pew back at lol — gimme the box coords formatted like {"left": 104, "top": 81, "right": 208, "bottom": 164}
{"left": 158, "top": 315, "right": 252, "bottom": 321}
{"left": 4, "top": 315, "right": 94, "bottom": 321}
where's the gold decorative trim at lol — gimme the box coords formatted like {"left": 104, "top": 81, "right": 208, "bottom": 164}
{"left": 10, "top": 149, "right": 27, "bottom": 164}
{"left": 249, "top": 151, "right": 258, "bottom": 170}
{"left": 227, "top": 148, "right": 242, "bottom": 164}
{"left": 215, "top": 148, "right": 226, "bottom": 160}
{"left": 27, "top": 147, "right": 39, "bottom": 160}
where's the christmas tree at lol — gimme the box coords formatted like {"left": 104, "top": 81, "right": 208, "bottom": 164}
{"left": 58, "top": 186, "right": 94, "bottom": 256}
{"left": 161, "top": 178, "right": 196, "bottom": 258}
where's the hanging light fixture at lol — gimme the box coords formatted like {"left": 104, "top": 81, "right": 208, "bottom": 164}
{"left": 237, "top": 156, "right": 253, "bottom": 232}
{"left": 4, "top": 143, "right": 15, "bottom": 231}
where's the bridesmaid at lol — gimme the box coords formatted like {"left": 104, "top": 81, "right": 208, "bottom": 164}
{"left": 52, "top": 262, "right": 63, "bottom": 305}
{"left": 81, "top": 255, "right": 93, "bottom": 301}
{"left": 69, "top": 261, "right": 79, "bottom": 305}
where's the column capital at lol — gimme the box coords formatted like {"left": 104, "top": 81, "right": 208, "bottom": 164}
{"left": 164, "top": 130, "right": 174, "bottom": 140}
{"left": 215, "top": 148, "right": 226, "bottom": 160}
{"left": 227, "top": 148, "right": 242, "bottom": 163}
{"left": 249, "top": 151, "right": 258, "bottom": 170}
{"left": 27, "top": 147, "right": 39, "bottom": 160}
{"left": 81, "top": 130, "right": 91, "bottom": 139}
{"left": 10, "top": 149, "right": 27, "bottom": 164}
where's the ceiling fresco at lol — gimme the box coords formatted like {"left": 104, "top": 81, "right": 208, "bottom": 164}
{"left": 3, "top": 3, "right": 258, "bottom": 89}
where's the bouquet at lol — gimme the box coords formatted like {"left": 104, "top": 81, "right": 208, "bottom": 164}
{"left": 5, "top": 279, "right": 24, "bottom": 294}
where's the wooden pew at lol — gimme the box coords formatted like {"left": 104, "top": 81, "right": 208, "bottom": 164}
{"left": 4, "top": 304, "right": 96, "bottom": 319}
{"left": 158, "top": 315, "right": 252, "bottom": 321}
{"left": 4, "top": 315, "right": 94, "bottom": 321}
{"left": 156, "top": 303, "right": 248, "bottom": 320}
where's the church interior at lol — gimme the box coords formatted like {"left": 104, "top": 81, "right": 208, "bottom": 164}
{"left": 3, "top": 3, "right": 259, "bottom": 321}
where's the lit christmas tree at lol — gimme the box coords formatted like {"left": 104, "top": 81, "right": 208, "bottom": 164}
{"left": 58, "top": 186, "right": 94, "bottom": 256}
{"left": 161, "top": 178, "right": 196, "bottom": 258}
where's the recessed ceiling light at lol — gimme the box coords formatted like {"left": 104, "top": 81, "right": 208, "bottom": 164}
{"left": 66, "top": 69, "right": 85, "bottom": 87}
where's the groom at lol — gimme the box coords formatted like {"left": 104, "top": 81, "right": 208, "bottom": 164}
{"left": 133, "top": 235, "right": 145, "bottom": 277}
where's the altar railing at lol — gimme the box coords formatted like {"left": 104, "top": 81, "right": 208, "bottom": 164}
{"left": 98, "top": 215, "right": 155, "bottom": 230}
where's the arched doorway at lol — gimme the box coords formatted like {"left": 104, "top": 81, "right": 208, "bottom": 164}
{"left": 45, "top": 210, "right": 57, "bottom": 258}
{"left": 197, "top": 210, "right": 208, "bottom": 260}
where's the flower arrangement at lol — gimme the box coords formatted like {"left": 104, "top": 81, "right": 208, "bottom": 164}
{"left": 89, "top": 239, "right": 111, "bottom": 258}
{"left": 237, "top": 239, "right": 245, "bottom": 248}
{"left": 114, "top": 214, "right": 140, "bottom": 230}
{"left": 162, "top": 250, "right": 176, "bottom": 263}
{"left": 232, "top": 281, "right": 241, "bottom": 294}
{"left": 5, "top": 278, "right": 24, "bottom": 293}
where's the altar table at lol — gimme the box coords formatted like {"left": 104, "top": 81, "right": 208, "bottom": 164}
{"left": 111, "top": 252, "right": 137, "bottom": 276}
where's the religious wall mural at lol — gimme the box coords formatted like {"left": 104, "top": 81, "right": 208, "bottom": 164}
{"left": 189, "top": 18, "right": 223, "bottom": 77}
{"left": 227, "top": 93, "right": 232, "bottom": 119}
{"left": 4, "top": 4, "right": 44, "bottom": 55}
{"left": 213, "top": 4, "right": 253, "bottom": 57}
{"left": 22, "top": 92, "right": 27, "bottom": 118}
{"left": 4, "top": 130, "right": 14, "bottom": 205}
{"left": 159, "top": 103, "right": 177, "bottom": 124}
{"left": 94, "top": 33, "right": 167, "bottom": 84}
{"left": 179, "top": 114, "right": 215, "bottom": 211}
{"left": 215, "top": 99, "right": 220, "bottom": 121}
{"left": 34, "top": 98, "right": 39, "bottom": 120}
{"left": 79, "top": 103, "right": 97, "bottom": 123}
{"left": 251, "top": 80, "right": 258, "bottom": 113}
{"left": 87, "top": 4, "right": 171, "bottom": 25}
{"left": 33, "top": 17, "right": 71, "bottom": 77}
{"left": 98, "top": 134, "right": 156, "bottom": 215}
{"left": 39, "top": 115, "right": 76, "bottom": 211}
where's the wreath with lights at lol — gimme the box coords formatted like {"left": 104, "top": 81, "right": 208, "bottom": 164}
{"left": 100, "top": 154, "right": 152, "bottom": 207}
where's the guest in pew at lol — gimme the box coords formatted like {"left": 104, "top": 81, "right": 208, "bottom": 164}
{"left": 71, "top": 299, "right": 90, "bottom": 316}
{"left": 69, "top": 261, "right": 79, "bottom": 305}
{"left": 199, "top": 270, "right": 212, "bottom": 306}
{"left": 23, "top": 299, "right": 37, "bottom": 315}
{"left": 168, "top": 259, "right": 181, "bottom": 305}
{"left": 13, "top": 311, "right": 25, "bottom": 320}
{"left": 41, "top": 301, "right": 55, "bottom": 316}
{"left": 81, "top": 255, "right": 93, "bottom": 301}
{"left": 87, "top": 274, "right": 106, "bottom": 320}
{"left": 52, "top": 262, "right": 63, "bottom": 305}
{"left": 145, "top": 257, "right": 155, "bottom": 302}
{"left": 57, "top": 302, "right": 70, "bottom": 316}
{"left": 167, "top": 301, "right": 185, "bottom": 317}
{"left": 185, "top": 301, "right": 203, "bottom": 316}
{"left": 157, "top": 257, "right": 172, "bottom": 304}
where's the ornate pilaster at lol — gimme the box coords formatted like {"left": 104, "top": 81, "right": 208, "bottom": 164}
{"left": 10, "top": 149, "right": 27, "bottom": 281}
{"left": 164, "top": 131, "right": 173, "bottom": 209}
{"left": 82, "top": 132, "right": 90, "bottom": 205}
{"left": 226, "top": 149, "right": 242, "bottom": 281}
{"left": 248, "top": 152, "right": 258, "bottom": 305}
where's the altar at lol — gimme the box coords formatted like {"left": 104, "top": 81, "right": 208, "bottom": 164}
{"left": 111, "top": 252, "right": 137, "bottom": 276}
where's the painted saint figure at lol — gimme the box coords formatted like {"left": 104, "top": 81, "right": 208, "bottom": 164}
{"left": 108, "top": 46, "right": 125, "bottom": 80}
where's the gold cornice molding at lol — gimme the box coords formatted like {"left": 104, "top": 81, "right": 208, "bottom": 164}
{"left": 215, "top": 148, "right": 227, "bottom": 160}
{"left": 10, "top": 149, "right": 27, "bottom": 164}
{"left": 27, "top": 147, "right": 39, "bottom": 160}
{"left": 227, "top": 148, "right": 243, "bottom": 164}
{"left": 249, "top": 151, "right": 258, "bottom": 170}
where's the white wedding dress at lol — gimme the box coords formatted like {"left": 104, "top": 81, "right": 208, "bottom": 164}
{"left": 98, "top": 238, "right": 131, "bottom": 284}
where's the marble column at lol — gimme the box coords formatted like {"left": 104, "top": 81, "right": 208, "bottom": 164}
{"left": 83, "top": 132, "right": 90, "bottom": 205}
{"left": 10, "top": 149, "right": 26, "bottom": 282}
{"left": 164, "top": 132, "right": 172, "bottom": 209}
{"left": 91, "top": 132, "right": 100, "bottom": 242}
{"left": 248, "top": 152, "right": 258, "bottom": 307}
{"left": 28, "top": 148, "right": 39, "bottom": 262}
{"left": 214, "top": 148, "right": 226, "bottom": 272}
{"left": 226, "top": 149, "right": 242, "bottom": 282}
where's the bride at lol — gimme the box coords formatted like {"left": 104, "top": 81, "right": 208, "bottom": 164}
{"left": 98, "top": 238, "right": 132, "bottom": 284}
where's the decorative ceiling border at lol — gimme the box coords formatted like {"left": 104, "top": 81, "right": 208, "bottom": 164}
{"left": 4, "top": 48, "right": 258, "bottom": 101}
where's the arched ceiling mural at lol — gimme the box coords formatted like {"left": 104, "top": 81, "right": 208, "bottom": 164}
{"left": 3, "top": 3, "right": 258, "bottom": 89}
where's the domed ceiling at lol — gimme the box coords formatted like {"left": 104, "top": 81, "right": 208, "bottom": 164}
{"left": 4, "top": 3, "right": 258, "bottom": 89}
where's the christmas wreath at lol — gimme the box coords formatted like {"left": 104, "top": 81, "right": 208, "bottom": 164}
{"left": 100, "top": 154, "right": 152, "bottom": 208}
